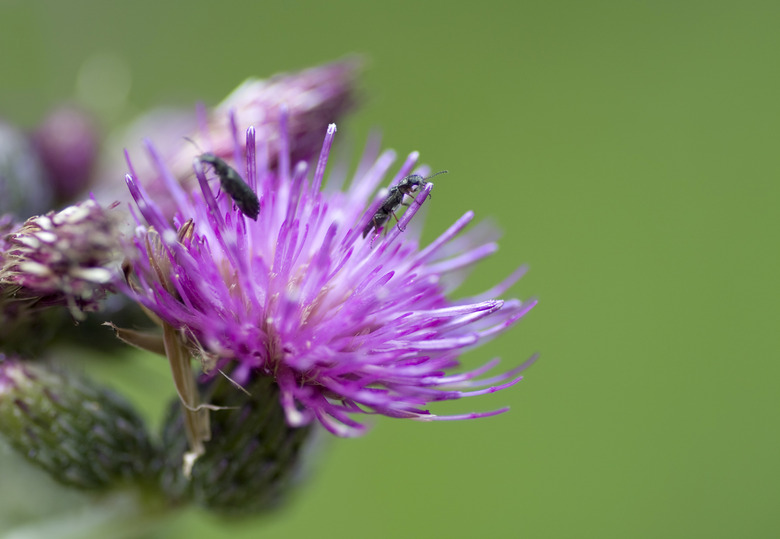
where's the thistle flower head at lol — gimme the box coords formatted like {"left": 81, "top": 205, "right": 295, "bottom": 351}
{"left": 107, "top": 60, "right": 358, "bottom": 220}
{"left": 124, "top": 113, "right": 536, "bottom": 437}
{"left": 1, "top": 199, "right": 123, "bottom": 320}
{"left": 208, "top": 58, "right": 359, "bottom": 169}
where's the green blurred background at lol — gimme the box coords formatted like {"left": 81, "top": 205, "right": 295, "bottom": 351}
{"left": 1, "top": 1, "right": 779, "bottom": 537}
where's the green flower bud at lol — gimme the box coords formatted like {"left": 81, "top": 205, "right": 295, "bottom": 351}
{"left": 0, "top": 356, "right": 157, "bottom": 491}
{"left": 159, "top": 373, "right": 313, "bottom": 515}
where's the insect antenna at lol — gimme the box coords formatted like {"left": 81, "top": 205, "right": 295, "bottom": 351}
{"left": 423, "top": 170, "right": 449, "bottom": 182}
{"left": 183, "top": 136, "right": 205, "bottom": 154}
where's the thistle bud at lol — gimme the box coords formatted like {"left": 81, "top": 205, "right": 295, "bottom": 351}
{"left": 0, "top": 356, "right": 157, "bottom": 490}
{"left": 159, "top": 373, "right": 313, "bottom": 515}
{"left": 33, "top": 106, "right": 99, "bottom": 202}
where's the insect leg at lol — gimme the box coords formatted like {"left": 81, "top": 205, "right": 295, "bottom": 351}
{"left": 392, "top": 210, "right": 406, "bottom": 232}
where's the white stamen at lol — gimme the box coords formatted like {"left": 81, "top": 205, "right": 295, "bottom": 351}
{"left": 18, "top": 261, "right": 51, "bottom": 276}
{"left": 35, "top": 231, "right": 57, "bottom": 243}
{"left": 15, "top": 236, "right": 40, "bottom": 249}
{"left": 71, "top": 267, "right": 114, "bottom": 283}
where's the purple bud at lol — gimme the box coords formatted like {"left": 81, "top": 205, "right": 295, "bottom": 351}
{"left": 33, "top": 106, "right": 99, "bottom": 202}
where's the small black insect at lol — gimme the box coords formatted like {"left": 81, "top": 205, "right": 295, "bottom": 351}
{"left": 198, "top": 153, "right": 260, "bottom": 220}
{"left": 362, "top": 170, "right": 448, "bottom": 238}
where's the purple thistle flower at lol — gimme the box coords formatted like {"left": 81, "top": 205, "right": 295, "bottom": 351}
{"left": 123, "top": 114, "right": 536, "bottom": 437}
